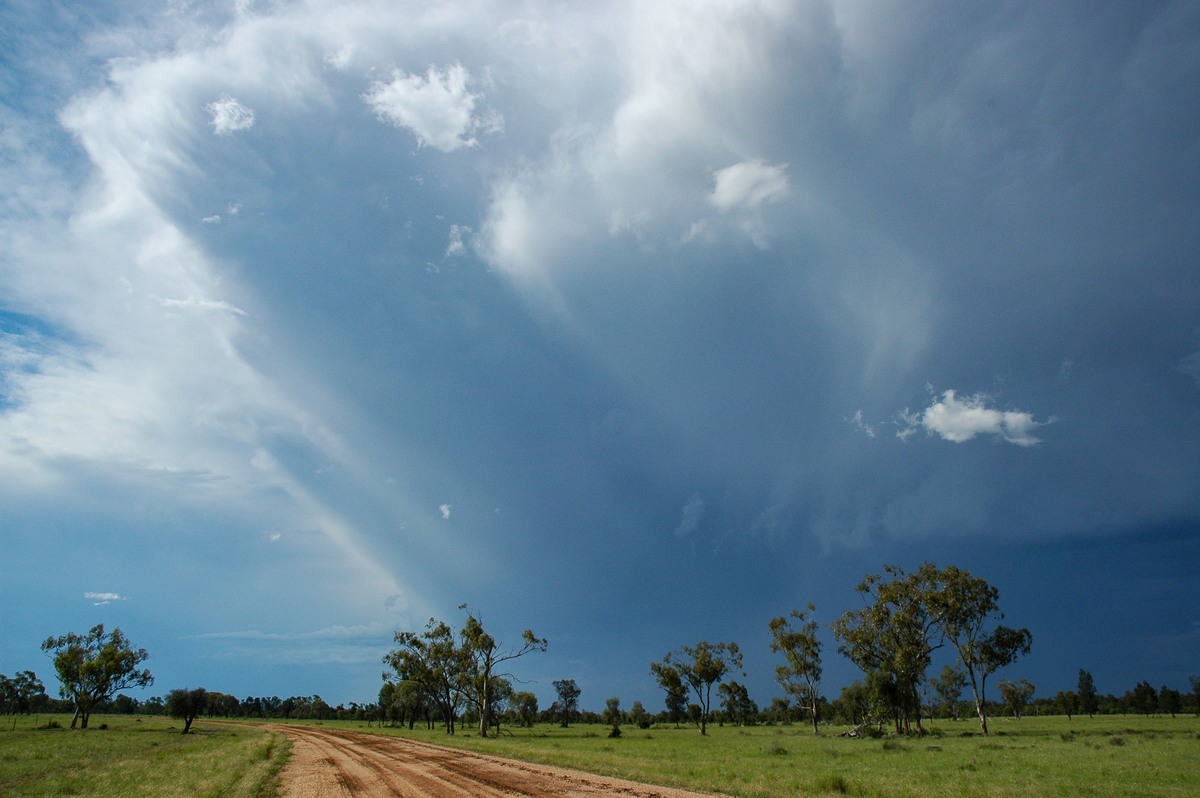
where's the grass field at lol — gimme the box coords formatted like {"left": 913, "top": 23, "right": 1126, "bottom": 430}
{"left": 0, "top": 714, "right": 286, "bottom": 798}
{"left": 284, "top": 713, "right": 1200, "bottom": 797}
{"left": 2, "top": 713, "right": 1196, "bottom": 796}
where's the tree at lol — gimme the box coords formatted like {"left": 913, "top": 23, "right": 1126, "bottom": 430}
{"left": 924, "top": 564, "right": 1032, "bottom": 735}
{"left": 651, "top": 641, "right": 742, "bottom": 735}
{"left": 1189, "top": 675, "right": 1200, "bottom": 717}
{"left": 552, "top": 679, "right": 581, "bottom": 727}
{"left": 651, "top": 663, "right": 688, "bottom": 726}
{"left": 383, "top": 619, "right": 467, "bottom": 734}
{"left": 41, "top": 624, "right": 153, "bottom": 729}
{"left": 1158, "top": 686, "right": 1181, "bottom": 717}
{"left": 1054, "top": 690, "right": 1080, "bottom": 720}
{"left": 0, "top": 671, "right": 46, "bottom": 715}
{"left": 930, "top": 665, "right": 967, "bottom": 720}
{"left": 769, "top": 604, "right": 823, "bottom": 734}
{"left": 1077, "top": 670, "right": 1099, "bottom": 717}
{"left": 998, "top": 678, "right": 1035, "bottom": 719}
{"left": 831, "top": 565, "right": 943, "bottom": 734}
{"left": 458, "top": 608, "right": 546, "bottom": 737}
{"left": 717, "top": 680, "right": 756, "bottom": 727}
{"left": 628, "top": 700, "right": 651, "bottom": 729}
{"left": 603, "top": 697, "right": 622, "bottom": 737}
{"left": 511, "top": 691, "right": 538, "bottom": 728}
{"left": 166, "top": 687, "right": 207, "bottom": 734}
{"left": 1130, "top": 681, "right": 1157, "bottom": 715}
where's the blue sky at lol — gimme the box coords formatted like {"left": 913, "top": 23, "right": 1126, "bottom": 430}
{"left": 2, "top": 0, "right": 1198, "bottom": 713}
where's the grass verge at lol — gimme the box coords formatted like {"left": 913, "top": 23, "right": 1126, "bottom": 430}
{"left": 0, "top": 714, "right": 288, "bottom": 798}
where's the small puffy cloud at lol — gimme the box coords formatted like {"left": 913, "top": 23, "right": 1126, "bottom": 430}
{"left": 673, "top": 495, "right": 706, "bottom": 539}
{"left": 899, "top": 390, "right": 1045, "bottom": 447}
{"left": 364, "top": 64, "right": 499, "bottom": 152}
{"left": 85, "top": 591, "right": 127, "bottom": 605}
{"left": 709, "top": 159, "right": 789, "bottom": 212}
{"left": 439, "top": 503, "right": 452, "bottom": 519}
{"left": 445, "top": 224, "right": 471, "bottom": 257}
{"left": 205, "top": 95, "right": 255, "bottom": 135}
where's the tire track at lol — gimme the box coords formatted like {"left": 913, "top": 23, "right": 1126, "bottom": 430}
{"left": 269, "top": 724, "right": 730, "bottom": 798}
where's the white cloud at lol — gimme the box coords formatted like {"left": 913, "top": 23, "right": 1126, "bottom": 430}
{"left": 898, "top": 390, "right": 1045, "bottom": 446}
{"left": 206, "top": 95, "right": 255, "bottom": 135}
{"left": 673, "top": 495, "right": 706, "bottom": 539}
{"left": 445, "top": 224, "right": 471, "bottom": 257}
{"left": 709, "top": 160, "right": 789, "bottom": 212}
{"left": 85, "top": 591, "right": 127, "bottom": 605}
{"left": 439, "top": 503, "right": 452, "bottom": 519}
{"left": 364, "top": 64, "right": 498, "bottom": 152}
{"left": 848, "top": 409, "right": 876, "bottom": 438}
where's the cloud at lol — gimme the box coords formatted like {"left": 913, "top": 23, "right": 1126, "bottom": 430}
{"left": 439, "top": 503, "right": 452, "bottom": 519}
{"left": 673, "top": 495, "right": 706, "bottom": 539}
{"left": 709, "top": 160, "right": 789, "bottom": 212}
{"left": 85, "top": 591, "right": 127, "bottom": 605}
{"left": 898, "top": 390, "right": 1045, "bottom": 446}
{"left": 848, "top": 409, "right": 876, "bottom": 438}
{"left": 206, "top": 95, "right": 255, "bottom": 135}
{"left": 445, "top": 224, "right": 470, "bottom": 257}
{"left": 364, "top": 64, "right": 499, "bottom": 152}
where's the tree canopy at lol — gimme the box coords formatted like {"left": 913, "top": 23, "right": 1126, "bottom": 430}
{"left": 41, "top": 624, "right": 153, "bottom": 729}
{"left": 651, "top": 641, "right": 742, "bottom": 735}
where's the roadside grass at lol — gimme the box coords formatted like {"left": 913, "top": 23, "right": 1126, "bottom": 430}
{"left": 0, "top": 714, "right": 287, "bottom": 798}
{"left": 276, "top": 713, "right": 1200, "bottom": 797}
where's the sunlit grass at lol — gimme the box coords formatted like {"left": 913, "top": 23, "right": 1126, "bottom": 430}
{"left": 276, "top": 713, "right": 1200, "bottom": 797}
{"left": 0, "top": 714, "right": 287, "bottom": 798}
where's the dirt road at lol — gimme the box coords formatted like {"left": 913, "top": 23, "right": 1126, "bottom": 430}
{"left": 274, "top": 724, "right": 729, "bottom": 798}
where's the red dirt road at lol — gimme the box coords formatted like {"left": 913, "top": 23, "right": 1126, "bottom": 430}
{"left": 274, "top": 724, "right": 730, "bottom": 798}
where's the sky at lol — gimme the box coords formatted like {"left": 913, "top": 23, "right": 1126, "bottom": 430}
{"left": 2, "top": 0, "right": 1198, "bottom": 714}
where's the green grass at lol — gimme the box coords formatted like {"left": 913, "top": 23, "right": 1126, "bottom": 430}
{"left": 0, "top": 714, "right": 287, "bottom": 797}
{"left": 279, "top": 714, "right": 1200, "bottom": 797}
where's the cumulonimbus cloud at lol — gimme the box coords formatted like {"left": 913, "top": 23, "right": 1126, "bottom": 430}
{"left": 898, "top": 389, "right": 1046, "bottom": 446}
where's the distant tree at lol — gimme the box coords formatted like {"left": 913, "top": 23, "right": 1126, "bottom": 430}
{"left": 650, "top": 663, "right": 688, "bottom": 726}
{"left": 1158, "top": 686, "right": 1181, "bottom": 717}
{"left": 717, "top": 680, "right": 756, "bottom": 727}
{"left": 511, "top": 691, "right": 538, "bottom": 728}
{"left": 1131, "top": 681, "right": 1157, "bottom": 715}
{"left": 930, "top": 665, "right": 967, "bottom": 721}
{"left": 41, "top": 625, "right": 153, "bottom": 729}
{"left": 0, "top": 671, "right": 46, "bottom": 715}
{"left": 1190, "top": 676, "right": 1200, "bottom": 717}
{"left": 998, "top": 678, "right": 1035, "bottom": 719}
{"left": 457, "top": 608, "right": 546, "bottom": 737}
{"left": 383, "top": 619, "right": 466, "bottom": 734}
{"left": 628, "top": 700, "right": 651, "bottom": 729}
{"left": 1054, "top": 690, "right": 1080, "bottom": 720}
{"left": 651, "top": 641, "right": 742, "bottom": 735}
{"left": 1077, "top": 670, "right": 1099, "bottom": 717}
{"left": 166, "top": 688, "right": 207, "bottom": 734}
{"left": 603, "top": 697, "right": 622, "bottom": 737}
{"left": 769, "top": 604, "right": 823, "bottom": 734}
{"left": 552, "top": 679, "right": 581, "bottom": 727}
{"left": 832, "top": 680, "right": 873, "bottom": 726}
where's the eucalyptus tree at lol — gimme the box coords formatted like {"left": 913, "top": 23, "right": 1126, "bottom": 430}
{"left": 651, "top": 662, "right": 688, "bottom": 726}
{"left": 651, "top": 641, "right": 742, "bottom": 735}
{"left": 458, "top": 607, "right": 546, "bottom": 737}
{"left": 831, "top": 565, "right": 941, "bottom": 734}
{"left": 552, "top": 679, "right": 581, "bottom": 727}
{"left": 383, "top": 618, "right": 467, "bottom": 733}
{"left": 925, "top": 564, "right": 1032, "bottom": 735}
{"left": 769, "top": 604, "right": 823, "bottom": 734}
{"left": 41, "top": 624, "right": 153, "bottom": 729}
